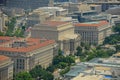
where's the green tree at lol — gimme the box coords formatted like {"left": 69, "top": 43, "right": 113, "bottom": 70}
{"left": 29, "top": 65, "right": 42, "bottom": 78}
{"left": 84, "top": 44, "right": 90, "bottom": 50}
{"left": 58, "top": 49, "right": 63, "bottom": 55}
{"left": 81, "top": 42, "right": 85, "bottom": 47}
{"left": 104, "top": 34, "right": 120, "bottom": 44}
{"left": 76, "top": 46, "right": 82, "bottom": 56}
{"left": 0, "top": 31, "right": 4, "bottom": 36}
{"left": 86, "top": 53, "right": 95, "bottom": 61}
{"left": 13, "top": 27, "right": 24, "bottom": 37}
{"left": 14, "top": 71, "right": 33, "bottom": 80}
{"left": 115, "top": 45, "right": 120, "bottom": 52}
{"left": 52, "top": 55, "right": 65, "bottom": 65}
{"left": 30, "top": 65, "right": 54, "bottom": 80}
{"left": 60, "top": 66, "right": 70, "bottom": 76}
{"left": 113, "top": 24, "right": 120, "bottom": 34}
{"left": 85, "top": 48, "right": 116, "bottom": 61}
{"left": 56, "top": 62, "right": 68, "bottom": 69}
{"left": 5, "top": 17, "right": 16, "bottom": 36}
{"left": 46, "top": 65, "right": 56, "bottom": 73}
{"left": 104, "top": 24, "right": 120, "bottom": 44}
{"left": 64, "top": 56, "right": 75, "bottom": 65}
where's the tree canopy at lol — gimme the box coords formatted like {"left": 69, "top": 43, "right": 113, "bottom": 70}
{"left": 113, "top": 24, "right": 120, "bottom": 34}
{"left": 76, "top": 46, "right": 82, "bottom": 56}
{"left": 14, "top": 71, "right": 33, "bottom": 80}
{"left": 29, "top": 65, "right": 54, "bottom": 80}
{"left": 104, "top": 24, "right": 120, "bottom": 44}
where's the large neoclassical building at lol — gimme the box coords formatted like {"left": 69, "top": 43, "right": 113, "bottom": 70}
{"left": 0, "top": 55, "right": 13, "bottom": 80}
{"left": 75, "top": 21, "right": 112, "bottom": 45}
{"left": 0, "top": 36, "right": 56, "bottom": 73}
{"left": 31, "top": 21, "right": 81, "bottom": 55}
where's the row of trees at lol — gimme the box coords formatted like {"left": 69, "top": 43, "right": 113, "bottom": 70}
{"left": 30, "top": 65, "right": 54, "bottom": 80}
{"left": 14, "top": 72, "right": 33, "bottom": 80}
{"left": 14, "top": 65, "right": 54, "bottom": 80}
{"left": 75, "top": 44, "right": 116, "bottom": 62}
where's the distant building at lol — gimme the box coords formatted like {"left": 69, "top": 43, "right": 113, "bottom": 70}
{"left": 98, "top": 0, "right": 120, "bottom": 2}
{"left": 0, "top": 11, "right": 7, "bottom": 31}
{"left": 0, "top": 55, "right": 13, "bottom": 80}
{"left": 59, "top": 3, "right": 101, "bottom": 22}
{"left": 57, "top": 2, "right": 100, "bottom": 14}
{"left": 89, "top": 4, "right": 102, "bottom": 13}
{"left": 75, "top": 21, "right": 112, "bottom": 45}
{"left": 51, "top": 16, "right": 73, "bottom": 22}
{"left": 27, "top": 7, "right": 68, "bottom": 27}
{"left": 35, "top": 7, "right": 68, "bottom": 17}
{"left": 6, "top": 0, "right": 54, "bottom": 10}
{"left": 64, "top": 52, "right": 120, "bottom": 80}
{"left": 31, "top": 21, "right": 81, "bottom": 55}
{"left": 69, "top": 0, "right": 79, "bottom": 3}
{"left": 74, "top": 13, "right": 112, "bottom": 23}
{"left": 27, "top": 10, "right": 54, "bottom": 27}
{"left": 110, "top": 15, "right": 120, "bottom": 26}
{"left": 1, "top": 7, "right": 25, "bottom": 17}
{"left": 0, "top": 36, "right": 56, "bottom": 74}
{"left": 106, "top": 7, "right": 120, "bottom": 15}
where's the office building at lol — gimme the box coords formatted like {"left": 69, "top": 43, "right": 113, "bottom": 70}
{"left": 0, "top": 55, "right": 13, "bottom": 80}
{"left": 0, "top": 36, "right": 56, "bottom": 73}
{"left": 34, "top": 7, "right": 68, "bottom": 17}
{"left": 75, "top": 21, "right": 112, "bottom": 45}
{"left": 31, "top": 21, "right": 81, "bottom": 55}
{"left": 27, "top": 10, "right": 54, "bottom": 27}
{"left": 26, "top": 7, "right": 68, "bottom": 27}
{"left": 2, "top": 7, "right": 25, "bottom": 17}
{"left": 106, "top": 7, "right": 120, "bottom": 15}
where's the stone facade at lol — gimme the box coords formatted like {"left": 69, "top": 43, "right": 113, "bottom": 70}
{"left": 75, "top": 21, "right": 112, "bottom": 45}
{"left": 0, "top": 55, "right": 13, "bottom": 80}
{"left": 31, "top": 21, "right": 81, "bottom": 55}
{"left": 0, "top": 36, "right": 56, "bottom": 74}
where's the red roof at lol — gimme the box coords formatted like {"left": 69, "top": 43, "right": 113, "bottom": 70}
{"left": 0, "top": 36, "right": 55, "bottom": 53}
{"left": 42, "top": 21, "right": 69, "bottom": 27}
{"left": 74, "top": 21, "right": 109, "bottom": 27}
{"left": 0, "top": 36, "right": 11, "bottom": 40}
{"left": 0, "top": 55, "right": 9, "bottom": 61}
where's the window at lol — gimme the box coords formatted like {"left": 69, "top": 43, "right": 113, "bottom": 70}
{"left": 91, "top": 7, "right": 95, "bottom": 10}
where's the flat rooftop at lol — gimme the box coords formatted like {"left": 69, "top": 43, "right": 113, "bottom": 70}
{"left": 0, "top": 36, "right": 55, "bottom": 53}
{"left": 65, "top": 63, "right": 87, "bottom": 77}
{"left": 72, "top": 73, "right": 103, "bottom": 80}
{"left": 41, "top": 21, "right": 69, "bottom": 27}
